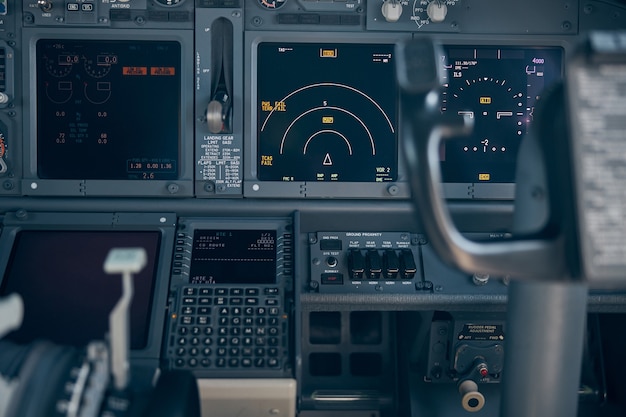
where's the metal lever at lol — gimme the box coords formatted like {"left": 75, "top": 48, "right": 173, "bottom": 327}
{"left": 0, "top": 293, "right": 23, "bottom": 339}
{"left": 103, "top": 248, "right": 147, "bottom": 391}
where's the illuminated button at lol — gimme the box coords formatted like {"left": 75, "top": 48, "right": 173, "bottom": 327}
{"left": 383, "top": 250, "right": 400, "bottom": 279}
{"left": 81, "top": 3, "right": 94, "bottom": 11}
{"left": 321, "top": 273, "right": 343, "bottom": 285}
{"left": 348, "top": 249, "right": 365, "bottom": 279}
{"left": 366, "top": 250, "right": 382, "bottom": 279}
{"left": 67, "top": 3, "right": 79, "bottom": 11}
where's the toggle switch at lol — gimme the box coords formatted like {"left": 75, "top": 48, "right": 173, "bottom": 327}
{"left": 348, "top": 249, "right": 365, "bottom": 280}
{"left": 366, "top": 249, "right": 382, "bottom": 279}
{"left": 399, "top": 249, "right": 417, "bottom": 279}
{"left": 383, "top": 250, "right": 400, "bottom": 278}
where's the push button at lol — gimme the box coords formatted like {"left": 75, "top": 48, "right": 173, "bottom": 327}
{"left": 321, "top": 273, "right": 343, "bottom": 285}
{"left": 320, "top": 239, "right": 342, "bottom": 251}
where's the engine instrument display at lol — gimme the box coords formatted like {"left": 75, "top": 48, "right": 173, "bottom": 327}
{"left": 440, "top": 46, "right": 562, "bottom": 184}
{"left": 256, "top": 42, "right": 398, "bottom": 183}
{"left": 189, "top": 229, "right": 277, "bottom": 284}
{"left": 36, "top": 39, "right": 181, "bottom": 180}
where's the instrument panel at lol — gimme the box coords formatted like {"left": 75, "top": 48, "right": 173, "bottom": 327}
{"left": 0, "top": 1, "right": 625, "bottom": 417}
{"left": 0, "top": 0, "right": 597, "bottom": 199}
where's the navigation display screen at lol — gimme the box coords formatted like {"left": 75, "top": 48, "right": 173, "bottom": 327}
{"left": 36, "top": 39, "right": 181, "bottom": 180}
{"left": 440, "top": 46, "right": 562, "bottom": 183}
{"left": 256, "top": 42, "right": 398, "bottom": 183}
{"left": 189, "top": 230, "right": 277, "bottom": 284}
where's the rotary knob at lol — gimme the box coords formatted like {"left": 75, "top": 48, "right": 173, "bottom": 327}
{"left": 381, "top": 0, "right": 403, "bottom": 23}
{"left": 427, "top": 1, "right": 448, "bottom": 23}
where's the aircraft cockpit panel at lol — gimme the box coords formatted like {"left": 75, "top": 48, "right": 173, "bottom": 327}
{"left": 0, "top": 1, "right": 625, "bottom": 417}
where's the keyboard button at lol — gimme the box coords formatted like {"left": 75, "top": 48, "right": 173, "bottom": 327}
{"left": 173, "top": 287, "right": 287, "bottom": 373}
{"left": 199, "top": 288, "right": 213, "bottom": 296}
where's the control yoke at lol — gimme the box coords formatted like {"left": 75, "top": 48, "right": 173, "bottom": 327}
{"left": 397, "top": 34, "right": 626, "bottom": 417}
{"left": 396, "top": 35, "right": 626, "bottom": 285}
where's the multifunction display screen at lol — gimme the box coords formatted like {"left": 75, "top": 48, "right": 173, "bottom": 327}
{"left": 440, "top": 46, "right": 562, "bottom": 183}
{"left": 256, "top": 42, "right": 398, "bottom": 182}
{"left": 189, "top": 230, "right": 277, "bottom": 284}
{"left": 0, "top": 230, "right": 160, "bottom": 348}
{"left": 36, "top": 39, "right": 181, "bottom": 180}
